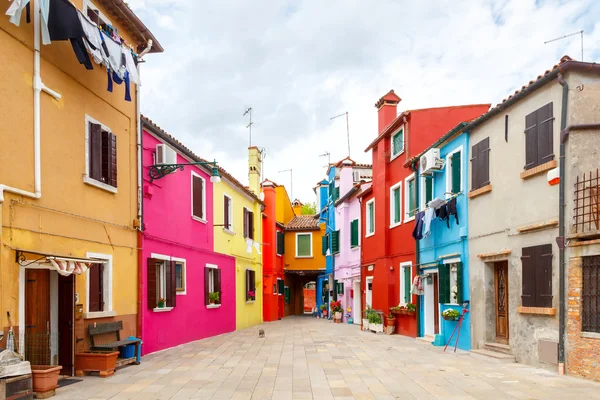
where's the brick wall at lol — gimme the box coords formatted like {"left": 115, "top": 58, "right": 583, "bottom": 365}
{"left": 567, "top": 256, "right": 600, "bottom": 382}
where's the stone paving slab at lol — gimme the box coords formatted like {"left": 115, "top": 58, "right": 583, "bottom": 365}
{"left": 54, "top": 316, "right": 600, "bottom": 400}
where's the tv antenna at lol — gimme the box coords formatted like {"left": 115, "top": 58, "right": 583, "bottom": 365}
{"left": 319, "top": 152, "right": 331, "bottom": 167}
{"left": 243, "top": 107, "right": 254, "bottom": 147}
{"left": 544, "top": 30, "right": 584, "bottom": 61}
{"left": 330, "top": 112, "right": 351, "bottom": 158}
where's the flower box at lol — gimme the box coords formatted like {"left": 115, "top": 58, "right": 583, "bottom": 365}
{"left": 369, "top": 323, "right": 383, "bottom": 333}
{"left": 75, "top": 351, "right": 119, "bottom": 378}
{"left": 392, "top": 309, "right": 416, "bottom": 316}
{"left": 31, "top": 365, "right": 61, "bottom": 395}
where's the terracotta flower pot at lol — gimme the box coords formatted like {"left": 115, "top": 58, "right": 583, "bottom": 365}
{"left": 31, "top": 365, "right": 61, "bottom": 394}
{"left": 75, "top": 351, "right": 119, "bottom": 378}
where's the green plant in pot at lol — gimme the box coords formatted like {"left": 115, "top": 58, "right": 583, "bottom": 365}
{"left": 209, "top": 291, "right": 220, "bottom": 305}
{"left": 406, "top": 303, "right": 416, "bottom": 312}
{"left": 442, "top": 308, "right": 460, "bottom": 321}
{"left": 157, "top": 297, "right": 165, "bottom": 308}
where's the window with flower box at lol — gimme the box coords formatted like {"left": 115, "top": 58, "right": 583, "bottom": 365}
{"left": 246, "top": 269, "right": 256, "bottom": 301}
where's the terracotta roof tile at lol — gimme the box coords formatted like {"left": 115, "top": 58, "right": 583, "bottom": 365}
{"left": 285, "top": 215, "right": 321, "bottom": 231}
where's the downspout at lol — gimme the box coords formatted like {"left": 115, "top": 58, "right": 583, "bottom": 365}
{"left": 136, "top": 41, "right": 153, "bottom": 341}
{"left": 557, "top": 73, "right": 568, "bottom": 375}
{"left": 0, "top": 1, "right": 61, "bottom": 204}
{"left": 411, "top": 161, "right": 421, "bottom": 338}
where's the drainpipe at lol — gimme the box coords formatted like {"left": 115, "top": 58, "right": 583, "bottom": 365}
{"left": 411, "top": 161, "right": 421, "bottom": 337}
{"left": 0, "top": 1, "right": 61, "bottom": 204}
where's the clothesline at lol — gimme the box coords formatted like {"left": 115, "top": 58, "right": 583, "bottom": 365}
{"left": 406, "top": 191, "right": 461, "bottom": 217}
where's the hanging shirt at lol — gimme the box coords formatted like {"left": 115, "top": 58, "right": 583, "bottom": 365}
{"left": 122, "top": 47, "right": 140, "bottom": 85}
{"left": 422, "top": 208, "right": 435, "bottom": 239}
{"left": 447, "top": 197, "right": 459, "bottom": 227}
{"left": 101, "top": 31, "right": 125, "bottom": 78}
{"left": 77, "top": 11, "right": 105, "bottom": 65}
{"left": 412, "top": 211, "right": 425, "bottom": 240}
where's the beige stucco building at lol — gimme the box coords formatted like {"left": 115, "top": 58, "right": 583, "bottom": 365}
{"left": 466, "top": 56, "right": 600, "bottom": 375}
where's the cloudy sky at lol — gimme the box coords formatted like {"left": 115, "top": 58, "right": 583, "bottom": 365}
{"left": 130, "top": 0, "right": 599, "bottom": 203}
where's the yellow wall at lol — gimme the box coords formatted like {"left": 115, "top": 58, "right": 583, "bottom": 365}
{"left": 276, "top": 186, "right": 295, "bottom": 224}
{"left": 213, "top": 180, "right": 263, "bottom": 330}
{"left": 284, "top": 224, "right": 326, "bottom": 272}
{"left": 0, "top": 1, "right": 140, "bottom": 334}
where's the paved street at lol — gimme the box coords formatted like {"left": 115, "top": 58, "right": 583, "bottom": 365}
{"left": 55, "top": 316, "right": 600, "bottom": 400}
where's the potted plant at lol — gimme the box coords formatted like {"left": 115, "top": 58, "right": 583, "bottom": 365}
{"left": 385, "top": 312, "right": 396, "bottom": 335}
{"left": 75, "top": 350, "right": 119, "bottom": 378}
{"left": 319, "top": 304, "right": 327, "bottom": 318}
{"left": 330, "top": 300, "right": 342, "bottom": 323}
{"left": 390, "top": 303, "right": 417, "bottom": 316}
{"left": 247, "top": 290, "right": 256, "bottom": 301}
{"left": 209, "top": 292, "right": 220, "bottom": 305}
{"left": 368, "top": 311, "right": 383, "bottom": 333}
{"left": 31, "top": 365, "right": 62, "bottom": 396}
{"left": 442, "top": 308, "right": 461, "bottom": 321}
{"left": 157, "top": 297, "right": 165, "bottom": 308}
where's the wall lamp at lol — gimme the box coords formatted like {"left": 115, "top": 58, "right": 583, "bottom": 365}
{"left": 148, "top": 160, "right": 221, "bottom": 183}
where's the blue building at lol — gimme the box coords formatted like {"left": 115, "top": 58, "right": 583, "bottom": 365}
{"left": 414, "top": 123, "right": 471, "bottom": 350}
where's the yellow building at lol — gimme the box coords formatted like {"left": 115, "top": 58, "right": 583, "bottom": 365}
{"left": 0, "top": 0, "right": 161, "bottom": 374}
{"left": 213, "top": 147, "right": 264, "bottom": 330}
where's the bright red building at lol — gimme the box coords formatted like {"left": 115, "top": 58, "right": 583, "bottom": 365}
{"left": 360, "top": 90, "right": 489, "bottom": 337}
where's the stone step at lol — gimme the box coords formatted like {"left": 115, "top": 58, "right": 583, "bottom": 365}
{"left": 470, "top": 349, "right": 516, "bottom": 363}
{"left": 484, "top": 342, "right": 512, "bottom": 355}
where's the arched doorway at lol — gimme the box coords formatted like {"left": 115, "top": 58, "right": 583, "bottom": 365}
{"left": 303, "top": 281, "right": 316, "bottom": 314}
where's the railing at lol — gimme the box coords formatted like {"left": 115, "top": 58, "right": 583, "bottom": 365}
{"left": 573, "top": 169, "right": 600, "bottom": 234}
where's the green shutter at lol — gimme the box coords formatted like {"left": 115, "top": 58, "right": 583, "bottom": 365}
{"left": 322, "top": 234, "right": 329, "bottom": 255}
{"left": 393, "top": 130, "right": 404, "bottom": 155}
{"left": 438, "top": 264, "right": 450, "bottom": 304}
{"left": 278, "top": 279, "right": 284, "bottom": 294}
{"left": 393, "top": 187, "right": 401, "bottom": 223}
{"left": 404, "top": 266, "right": 411, "bottom": 304}
{"left": 350, "top": 219, "right": 359, "bottom": 247}
{"left": 332, "top": 230, "right": 340, "bottom": 253}
{"left": 284, "top": 287, "right": 290, "bottom": 304}
{"left": 408, "top": 179, "right": 415, "bottom": 217}
{"left": 332, "top": 187, "right": 340, "bottom": 202}
{"left": 425, "top": 177, "right": 433, "bottom": 205}
{"left": 297, "top": 234, "right": 311, "bottom": 257}
{"left": 455, "top": 262, "right": 463, "bottom": 304}
{"left": 451, "top": 151, "right": 461, "bottom": 194}
{"left": 277, "top": 232, "right": 285, "bottom": 255}
{"left": 339, "top": 282, "right": 344, "bottom": 295}
{"left": 368, "top": 202, "right": 374, "bottom": 233}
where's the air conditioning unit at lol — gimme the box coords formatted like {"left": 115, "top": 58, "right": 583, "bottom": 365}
{"left": 419, "top": 148, "right": 443, "bottom": 175}
{"left": 352, "top": 170, "right": 361, "bottom": 182}
{"left": 156, "top": 144, "right": 177, "bottom": 165}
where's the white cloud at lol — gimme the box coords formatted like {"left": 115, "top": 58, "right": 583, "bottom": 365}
{"left": 132, "top": 0, "right": 599, "bottom": 202}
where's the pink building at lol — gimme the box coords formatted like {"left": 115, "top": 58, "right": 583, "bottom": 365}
{"left": 140, "top": 117, "right": 235, "bottom": 355}
{"left": 333, "top": 158, "right": 371, "bottom": 324}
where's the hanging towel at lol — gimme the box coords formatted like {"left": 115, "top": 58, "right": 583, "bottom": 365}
{"left": 422, "top": 207, "right": 435, "bottom": 239}
{"left": 6, "top": 0, "right": 29, "bottom": 26}
{"left": 101, "top": 31, "right": 125, "bottom": 78}
{"left": 411, "top": 276, "right": 424, "bottom": 295}
{"left": 77, "top": 11, "right": 105, "bottom": 65}
{"left": 48, "top": 0, "right": 93, "bottom": 68}
{"left": 122, "top": 47, "right": 140, "bottom": 85}
{"left": 447, "top": 197, "right": 459, "bottom": 227}
{"left": 412, "top": 211, "right": 425, "bottom": 240}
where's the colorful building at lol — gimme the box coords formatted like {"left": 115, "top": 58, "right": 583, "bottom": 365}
{"left": 0, "top": 0, "right": 161, "bottom": 376}
{"left": 261, "top": 180, "right": 294, "bottom": 321}
{"left": 332, "top": 158, "right": 372, "bottom": 324}
{"left": 213, "top": 147, "right": 264, "bottom": 330}
{"left": 409, "top": 123, "right": 475, "bottom": 349}
{"left": 140, "top": 117, "right": 235, "bottom": 355}
{"left": 361, "top": 90, "right": 489, "bottom": 337}
{"left": 317, "top": 166, "right": 338, "bottom": 315}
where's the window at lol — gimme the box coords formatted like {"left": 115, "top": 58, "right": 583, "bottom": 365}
{"left": 174, "top": 258, "right": 186, "bottom": 294}
{"left": 582, "top": 256, "right": 600, "bottom": 333}
{"left": 191, "top": 172, "right": 206, "bottom": 221}
{"left": 243, "top": 208, "right": 254, "bottom": 240}
{"left": 85, "top": 252, "right": 113, "bottom": 318}
{"left": 471, "top": 138, "right": 490, "bottom": 191}
{"left": 204, "top": 264, "right": 222, "bottom": 306}
{"left": 276, "top": 231, "right": 285, "bottom": 255}
{"left": 524, "top": 102, "right": 554, "bottom": 170}
{"left": 284, "top": 286, "right": 290, "bottom": 304}
{"left": 147, "top": 257, "right": 177, "bottom": 310}
{"left": 85, "top": 116, "right": 117, "bottom": 191}
{"left": 390, "top": 182, "right": 402, "bottom": 227}
{"left": 392, "top": 127, "right": 404, "bottom": 158}
{"left": 296, "top": 233, "right": 312, "bottom": 258}
{"left": 336, "top": 281, "right": 344, "bottom": 295}
{"left": 366, "top": 199, "right": 375, "bottom": 237}
{"left": 350, "top": 219, "right": 359, "bottom": 248}
{"left": 438, "top": 261, "right": 463, "bottom": 305}
{"left": 84, "top": 0, "right": 112, "bottom": 29}
{"left": 404, "top": 174, "right": 416, "bottom": 221}
{"left": 331, "top": 185, "right": 340, "bottom": 202}
{"left": 399, "top": 262, "right": 412, "bottom": 306}
{"left": 278, "top": 278, "right": 284, "bottom": 295}
{"left": 521, "top": 244, "right": 552, "bottom": 308}
{"left": 446, "top": 147, "right": 462, "bottom": 196}
{"left": 331, "top": 230, "right": 340, "bottom": 254}
{"left": 420, "top": 176, "right": 433, "bottom": 210}
{"left": 246, "top": 269, "right": 256, "bottom": 301}
{"left": 223, "top": 195, "right": 233, "bottom": 231}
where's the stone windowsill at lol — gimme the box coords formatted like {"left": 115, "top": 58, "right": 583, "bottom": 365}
{"left": 517, "top": 219, "right": 558, "bottom": 234}
{"left": 477, "top": 249, "right": 511, "bottom": 261}
{"left": 581, "top": 332, "right": 600, "bottom": 340}
{"left": 223, "top": 228, "right": 236, "bottom": 236}
{"left": 468, "top": 184, "right": 492, "bottom": 199}
{"left": 84, "top": 310, "right": 117, "bottom": 320}
{"left": 152, "top": 307, "right": 174, "bottom": 313}
{"left": 520, "top": 160, "right": 557, "bottom": 180}
{"left": 569, "top": 238, "right": 600, "bottom": 247}
{"left": 517, "top": 306, "right": 556, "bottom": 315}
{"left": 246, "top": 300, "right": 256, "bottom": 304}
{"left": 206, "top": 304, "right": 221, "bottom": 309}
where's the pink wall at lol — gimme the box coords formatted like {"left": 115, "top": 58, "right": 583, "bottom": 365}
{"left": 141, "top": 129, "right": 236, "bottom": 355}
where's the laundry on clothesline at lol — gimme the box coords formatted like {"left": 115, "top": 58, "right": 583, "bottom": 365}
{"left": 412, "top": 195, "right": 460, "bottom": 240}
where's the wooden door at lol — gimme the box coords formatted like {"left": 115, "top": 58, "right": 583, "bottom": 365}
{"left": 433, "top": 274, "right": 439, "bottom": 334}
{"left": 495, "top": 262, "right": 509, "bottom": 344}
{"left": 25, "top": 269, "right": 51, "bottom": 365}
{"left": 58, "top": 274, "right": 74, "bottom": 375}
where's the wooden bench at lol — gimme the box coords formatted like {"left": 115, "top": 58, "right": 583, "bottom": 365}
{"left": 88, "top": 321, "right": 141, "bottom": 369}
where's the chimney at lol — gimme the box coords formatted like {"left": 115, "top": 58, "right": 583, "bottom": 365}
{"left": 248, "top": 146, "right": 262, "bottom": 196}
{"left": 375, "top": 90, "right": 401, "bottom": 134}
{"left": 292, "top": 199, "right": 303, "bottom": 215}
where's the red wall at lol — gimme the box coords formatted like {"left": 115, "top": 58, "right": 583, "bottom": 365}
{"left": 303, "top": 288, "right": 316, "bottom": 312}
{"left": 262, "top": 186, "right": 284, "bottom": 321}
